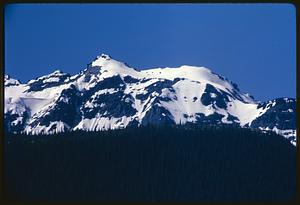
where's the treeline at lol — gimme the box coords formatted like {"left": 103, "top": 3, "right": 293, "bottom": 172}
{"left": 4, "top": 125, "right": 296, "bottom": 202}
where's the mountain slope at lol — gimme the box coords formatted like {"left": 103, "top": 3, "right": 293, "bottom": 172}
{"left": 4, "top": 54, "right": 296, "bottom": 145}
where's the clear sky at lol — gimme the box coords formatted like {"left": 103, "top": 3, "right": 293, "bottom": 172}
{"left": 5, "top": 3, "right": 296, "bottom": 101}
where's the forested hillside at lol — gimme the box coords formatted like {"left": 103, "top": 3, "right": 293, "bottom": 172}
{"left": 4, "top": 125, "right": 296, "bottom": 202}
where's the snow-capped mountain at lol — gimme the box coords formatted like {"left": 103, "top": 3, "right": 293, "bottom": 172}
{"left": 4, "top": 54, "right": 296, "bottom": 145}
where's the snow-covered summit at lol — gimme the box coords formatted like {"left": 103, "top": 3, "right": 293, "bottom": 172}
{"left": 52, "top": 70, "right": 64, "bottom": 75}
{"left": 4, "top": 53, "right": 296, "bottom": 145}
{"left": 88, "top": 54, "right": 141, "bottom": 78}
{"left": 27, "top": 69, "right": 69, "bottom": 84}
{"left": 87, "top": 54, "right": 254, "bottom": 104}
{"left": 140, "top": 65, "right": 254, "bottom": 102}
{"left": 5, "top": 74, "right": 21, "bottom": 86}
{"left": 91, "top": 53, "right": 112, "bottom": 66}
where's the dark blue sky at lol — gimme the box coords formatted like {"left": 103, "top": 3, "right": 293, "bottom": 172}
{"left": 5, "top": 4, "right": 295, "bottom": 101}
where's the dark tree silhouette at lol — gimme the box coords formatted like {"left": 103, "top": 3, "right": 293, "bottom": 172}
{"left": 4, "top": 125, "right": 296, "bottom": 202}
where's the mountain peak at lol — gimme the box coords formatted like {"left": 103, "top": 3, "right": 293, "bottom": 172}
{"left": 98, "top": 53, "right": 111, "bottom": 60}
{"left": 4, "top": 74, "right": 21, "bottom": 86}
{"left": 90, "top": 53, "right": 114, "bottom": 67}
{"left": 88, "top": 53, "right": 140, "bottom": 76}
{"left": 52, "top": 69, "right": 63, "bottom": 74}
{"left": 42, "top": 69, "right": 68, "bottom": 78}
